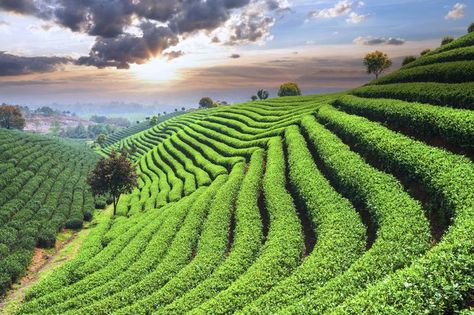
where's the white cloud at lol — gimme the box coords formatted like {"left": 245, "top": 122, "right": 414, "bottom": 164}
{"left": 445, "top": 3, "right": 466, "bottom": 20}
{"left": 346, "top": 12, "right": 368, "bottom": 24}
{"left": 308, "top": 0, "right": 367, "bottom": 24}
{"left": 354, "top": 36, "right": 405, "bottom": 46}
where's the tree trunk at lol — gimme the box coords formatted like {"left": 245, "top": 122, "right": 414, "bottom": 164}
{"left": 112, "top": 194, "right": 121, "bottom": 216}
{"left": 375, "top": 73, "right": 379, "bottom": 79}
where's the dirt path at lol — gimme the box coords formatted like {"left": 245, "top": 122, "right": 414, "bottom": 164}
{"left": 0, "top": 226, "right": 91, "bottom": 314}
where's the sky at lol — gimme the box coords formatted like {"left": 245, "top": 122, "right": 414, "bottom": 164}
{"left": 0, "top": 0, "right": 472, "bottom": 113}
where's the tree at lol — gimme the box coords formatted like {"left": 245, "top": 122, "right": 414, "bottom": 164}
{"left": 251, "top": 95, "right": 258, "bottom": 101}
{"left": 0, "top": 105, "right": 25, "bottom": 130}
{"left": 402, "top": 56, "right": 417, "bottom": 66}
{"left": 199, "top": 97, "right": 215, "bottom": 108}
{"left": 278, "top": 82, "right": 301, "bottom": 97}
{"left": 257, "top": 89, "right": 269, "bottom": 100}
{"left": 420, "top": 49, "right": 431, "bottom": 56}
{"left": 174, "top": 108, "right": 178, "bottom": 112}
{"left": 35, "top": 106, "right": 55, "bottom": 116}
{"left": 149, "top": 115, "right": 159, "bottom": 126}
{"left": 441, "top": 36, "right": 454, "bottom": 46}
{"left": 181, "top": 107, "right": 186, "bottom": 111}
{"left": 87, "top": 151, "right": 138, "bottom": 216}
{"left": 96, "top": 134, "right": 107, "bottom": 147}
{"left": 363, "top": 51, "right": 392, "bottom": 79}
{"left": 469, "top": 22, "right": 474, "bottom": 33}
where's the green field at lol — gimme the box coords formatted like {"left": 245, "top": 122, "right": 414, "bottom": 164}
{"left": 1, "top": 32, "right": 473, "bottom": 314}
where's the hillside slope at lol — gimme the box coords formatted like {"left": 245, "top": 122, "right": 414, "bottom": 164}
{"left": 0, "top": 131, "right": 99, "bottom": 296}
{"left": 18, "top": 33, "right": 474, "bottom": 314}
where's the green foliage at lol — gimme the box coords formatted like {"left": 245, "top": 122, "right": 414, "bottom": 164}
{"left": 0, "top": 105, "right": 25, "bottom": 130}
{"left": 401, "top": 55, "right": 417, "bottom": 66}
{"left": 441, "top": 36, "right": 454, "bottom": 46}
{"left": 88, "top": 151, "right": 138, "bottom": 216}
{"left": 372, "top": 60, "right": 474, "bottom": 85}
{"left": 13, "top": 36, "right": 474, "bottom": 313}
{"left": 403, "top": 46, "right": 474, "bottom": 69}
{"left": 420, "top": 48, "right": 431, "bottom": 55}
{"left": 0, "top": 129, "right": 97, "bottom": 294}
{"left": 251, "top": 95, "right": 258, "bottom": 101}
{"left": 257, "top": 89, "right": 269, "bottom": 100}
{"left": 334, "top": 95, "right": 474, "bottom": 147}
{"left": 315, "top": 105, "right": 474, "bottom": 314}
{"left": 199, "top": 97, "right": 216, "bottom": 108}
{"left": 469, "top": 22, "right": 474, "bottom": 33}
{"left": 363, "top": 50, "right": 392, "bottom": 79}
{"left": 278, "top": 82, "right": 301, "bottom": 97}
{"left": 352, "top": 82, "right": 474, "bottom": 109}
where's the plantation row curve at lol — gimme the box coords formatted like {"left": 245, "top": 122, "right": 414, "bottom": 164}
{"left": 1, "top": 31, "right": 473, "bottom": 314}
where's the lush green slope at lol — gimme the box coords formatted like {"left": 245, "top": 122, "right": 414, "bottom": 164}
{"left": 17, "top": 32, "right": 474, "bottom": 314}
{"left": 0, "top": 131, "right": 99, "bottom": 295}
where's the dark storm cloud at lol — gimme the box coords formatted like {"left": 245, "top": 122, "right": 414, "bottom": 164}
{"left": 0, "top": 52, "right": 72, "bottom": 76}
{"left": 0, "top": 0, "right": 286, "bottom": 70}
{"left": 0, "top": 0, "right": 39, "bottom": 15}
{"left": 76, "top": 23, "right": 178, "bottom": 69}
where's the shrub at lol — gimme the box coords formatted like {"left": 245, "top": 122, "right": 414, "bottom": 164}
{"left": 441, "top": 36, "right": 454, "bottom": 46}
{"left": 420, "top": 49, "right": 431, "bottom": 55}
{"left": 65, "top": 218, "right": 83, "bottom": 230}
{"left": 83, "top": 211, "right": 93, "bottom": 222}
{"left": 401, "top": 56, "right": 417, "bottom": 66}
{"left": 37, "top": 227, "right": 56, "bottom": 248}
{"left": 468, "top": 22, "right": 474, "bottom": 33}
{"left": 278, "top": 82, "right": 301, "bottom": 97}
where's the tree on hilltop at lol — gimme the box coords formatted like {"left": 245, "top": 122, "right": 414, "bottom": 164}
{"left": 87, "top": 151, "right": 138, "bottom": 216}
{"left": 257, "top": 89, "right": 269, "bottom": 100}
{"left": 469, "top": 22, "right": 474, "bottom": 33}
{"left": 278, "top": 82, "right": 301, "bottom": 97}
{"left": 251, "top": 95, "right": 258, "bottom": 101}
{"left": 199, "top": 97, "right": 216, "bottom": 108}
{"left": 441, "top": 36, "right": 454, "bottom": 46}
{"left": 363, "top": 51, "right": 392, "bottom": 79}
{"left": 0, "top": 105, "right": 25, "bottom": 130}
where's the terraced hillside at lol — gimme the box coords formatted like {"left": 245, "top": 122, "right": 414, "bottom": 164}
{"left": 17, "top": 33, "right": 474, "bottom": 314}
{"left": 0, "top": 130, "right": 99, "bottom": 295}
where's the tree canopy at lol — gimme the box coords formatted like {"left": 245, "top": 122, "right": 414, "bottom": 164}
{"left": 199, "top": 97, "right": 216, "bottom": 108}
{"left": 278, "top": 82, "right": 301, "bottom": 97}
{"left": 257, "top": 89, "right": 269, "bottom": 100}
{"left": 363, "top": 50, "right": 392, "bottom": 79}
{"left": 87, "top": 151, "right": 138, "bottom": 216}
{"left": 0, "top": 105, "right": 26, "bottom": 130}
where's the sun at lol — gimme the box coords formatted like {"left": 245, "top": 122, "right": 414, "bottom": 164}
{"left": 130, "top": 58, "right": 182, "bottom": 82}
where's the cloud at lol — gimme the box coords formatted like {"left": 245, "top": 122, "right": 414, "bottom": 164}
{"left": 164, "top": 50, "right": 185, "bottom": 61}
{"left": 0, "top": 0, "right": 39, "bottom": 15}
{"left": 0, "top": 20, "right": 9, "bottom": 26}
{"left": 0, "top": 0, "right": 285, "bottom": 70}
{"left": 76, "top": 23, "right": 178, "bottom": 69}
{"left": 0, "top": 52, "right": 72, "bottom": 76}
{"left": 230, "top": 54, "right": 241, "bottom": 59}
{"left": 346, "top": 12, "right": 368, "bottom": 24}
{"left": 309, "top": 0, "right": 366, "bottom": 23}
{"left": 445, "top": 3, "right": 466, "bottom": 20}
{"left": 354, "top": 36, "right": 405, "bottom": 46}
